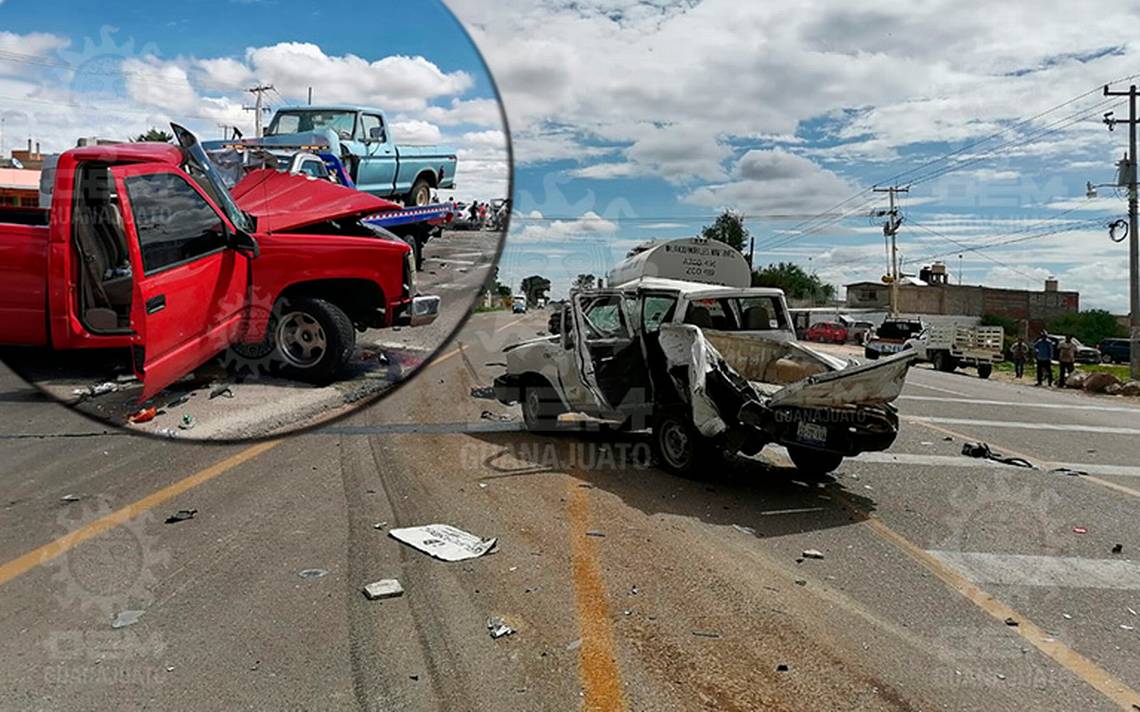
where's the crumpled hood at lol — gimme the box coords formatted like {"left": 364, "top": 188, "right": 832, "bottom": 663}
{"left": 230, "top": 168, "right": 402, "bottom": 233}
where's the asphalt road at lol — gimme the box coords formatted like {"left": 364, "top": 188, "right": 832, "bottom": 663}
{"left": 2, "top": 310, "right": 1139, "bottom": 711}
{"left": 0, "top": 228, "right": 500, "bottom": 441}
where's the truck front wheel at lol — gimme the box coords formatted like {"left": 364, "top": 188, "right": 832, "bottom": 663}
{"left": 521, "top": 381, "right": 563, "bottom": 432}
{"left": 407, "top": 177, "right": 432, "bottom": 207}
{"left": 977, "top": 363, "right": 993, "bottom": 379}
{"left": 787, "top": 446, "right": 843, "bottom": 476}
{"left": 652, "top": 408, "right": 708, "bottom": 477}
{"left": 273, "top": 297, "right": 355, "bottom": 384}
{"left": 933, "top": 351, "right": 957, "bottom": 372}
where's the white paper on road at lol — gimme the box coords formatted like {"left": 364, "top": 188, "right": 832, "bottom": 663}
{"left": 388, "top": 524, "right": 497, "bottom": 562}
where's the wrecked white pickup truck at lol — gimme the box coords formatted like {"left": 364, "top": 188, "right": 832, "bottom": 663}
{"left": 492, "top": 238, "right": 915, "bottom": 476}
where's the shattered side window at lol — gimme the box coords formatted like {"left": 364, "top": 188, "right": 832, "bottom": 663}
{"left": 582, "top": 296, "right": 630, "bottom": 339}
{"left": 641, "top": 296, "right": 677, "bottom": 333}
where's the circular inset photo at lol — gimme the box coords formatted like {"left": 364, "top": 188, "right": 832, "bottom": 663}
{"left": 0, "top": 2, "right": 511, "bottom": 440}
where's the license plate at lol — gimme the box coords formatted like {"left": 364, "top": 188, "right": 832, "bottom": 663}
{"left": 796, "top": 421, "right": 828, "bottom": 445}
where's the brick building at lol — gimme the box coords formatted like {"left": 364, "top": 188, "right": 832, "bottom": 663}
{"left": 0, "top": 168, "right": 40, "bottom": 208}
{"left": 845, "top": 276, "right": 1078, "bottom": 334}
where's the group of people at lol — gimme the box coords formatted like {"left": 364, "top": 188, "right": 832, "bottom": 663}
{"left": 1008, "top": 332, "right": 1078, "bottom": 387}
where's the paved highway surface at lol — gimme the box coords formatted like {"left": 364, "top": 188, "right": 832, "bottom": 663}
{"left": 2, "top": 310, "right": 1139, "bottom": 711}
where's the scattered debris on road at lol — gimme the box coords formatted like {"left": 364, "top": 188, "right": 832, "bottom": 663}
{"left": 960, "top": 441, "right": 1033, "bottom": 468}
{"left": 487, "top": 616, "right": 515, "bottom": 639}
{"left": 802, "top": 549, "right": 825, "bottom": 560}
{"left": 112, "top": 610, "right": 144, "bottom": 629}
{"left": 363, "top": 579, "right": 404, "bottom": 600}
{"left": 165, "top": 509, "right": 197, "bottom": 524}
{"left": 1113, "top": 544, "right": 1124, "bottom": 554}
{"left": 178, "top": 414, "right": 195, "bottom": 431}
{"left": 776, "top": 663, "right": 789, "bottom": 672}
{"left": 585, "top": 530, "right": 606, "bottom": 538}
{"left": 60, "top": 494, "right": 81, "bottom": 503}
{"left": 165, "top": 394, "right": 191, "bottom": 409}
{"left": 128, "top": 407, "right": 158, "bottom": 424}
{"left": 208, "top": 385, "right": 234, "bottom": 400}
{"left": 72, "top": 381, "right": 119, "bottom": 399}
{"left": 470, "top": 386, "right": 496, "bottom": 400}
{"left": 298, "top": 569, "right": 328, "bottom": 579}
{"left": 480, "top": 410, "right": 513, "bottom": 422}
{"left": 1049, "top": 467, "right": 1087, "bottom": 477}
{"left": 691, "top": 630, "right": 721, "bottom": 639}
{"left": 566, "top": 638, "right": 582, "bottom": 651}
{"left": 1004, "top": 617, "right": 1019, "bottom": 627}
{"left": 1073, "top": 527, "right": 1088, "bottom": 534}
{"left": 373, "top": 522, "right": 388, "bottom": 530}
{"left": 732, "top": 524, "right": 757, "bottom": 535}
{"left": 389, "top": 524, "right": 497, "bottom": 562}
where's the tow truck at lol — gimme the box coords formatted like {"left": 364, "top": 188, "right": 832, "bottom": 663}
{"left": 492, "top": 238, "right": 914, "bottom": 476}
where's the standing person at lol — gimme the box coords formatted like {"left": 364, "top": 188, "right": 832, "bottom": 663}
{"left": 1057, "top": 335, "right": 1077, "bottom": 387}
{"left": 1033, "top": 331, "right": 1054, "bottom": 386}
{"left": 468, "top": 201, "right": 478, "bottom": 221}
{"left": 1009, "top": 336, "right": 1029, "bottom": 379}
{"left": 479, "top": 202, "right": 488, "bottom": 224}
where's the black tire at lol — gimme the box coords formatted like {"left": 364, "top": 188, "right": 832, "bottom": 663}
{"left": 787, "top": 446, "right": 843, "bottom": 475}
{"left": 407, "top": 177, "right": 432, "bottom": 207}
{"left": 272, "top": 297, "right": 355, "bottom": 384}
{"left": 933, "top": 351, "right": 956, "bottom": 372}
{"left": 864, "top": 347, "right": 880, "bottom": 360}
{"left": 651, "top": 407, "right": 708, "bottom": 477}
{"left": 521, "top": 381, "right": 563, "bottom": 431}
{"left": 977, "top": 363, "right": 993, "bottom": 379}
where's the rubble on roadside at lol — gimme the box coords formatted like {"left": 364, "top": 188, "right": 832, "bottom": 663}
{"left": 363, "top": 579, "right": 404, "bottom": 600}
{"left": 388, "top": 524, "right": 497, "bottom": 562}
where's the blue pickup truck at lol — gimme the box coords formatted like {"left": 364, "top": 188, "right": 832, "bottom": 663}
{"left": 251, "top": 105, "right": 457, "bottom": 206}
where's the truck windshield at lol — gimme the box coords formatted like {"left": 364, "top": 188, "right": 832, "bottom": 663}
{"left": 683, "top": 296, "right": 788, "bottom": 331}
{"left": 172, "top": 124, "right": 254, "bottom": 234}
{"left": 266, "top": 110, "right": 357, "bottom": 140}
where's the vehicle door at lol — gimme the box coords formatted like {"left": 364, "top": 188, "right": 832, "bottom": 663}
{"left": 355, "top": 113, "right": 398, "bottom": 196}
{"left": 111, "top": 164, "right": 253, "bottom": 400}
{"left": 564, "top": 290, "right": 638, "bottom": 414}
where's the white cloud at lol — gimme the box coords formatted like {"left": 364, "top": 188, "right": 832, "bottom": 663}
{"left": 512, "top": 211, "right": 619, "bottom": 243}
{"left": 683, "top": 149, "right": 856, "bottom": 214}
{"left": 392, "top": 119, "right": 443, "bottom": 145}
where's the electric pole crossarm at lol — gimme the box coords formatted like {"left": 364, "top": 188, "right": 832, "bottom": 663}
{"left": 873, "top": 185, "right": 910, "bottom": 316}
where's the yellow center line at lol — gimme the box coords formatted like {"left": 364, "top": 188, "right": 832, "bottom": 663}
{"left": 903, "top": 416, "right": 1140, "bottom": 500}
{"left": 833, "top": 491, "right": 1140, "bottom": 710}
{"left": 567, "top": 479, "right": 627, "bottom": 712}
{"left": 0, "top": 440, "right": 281, "bottom": 587}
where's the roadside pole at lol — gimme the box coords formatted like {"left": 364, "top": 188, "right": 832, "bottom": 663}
{"left": 874, "top": 185, "right": 909, "bottom": 315}
{"left": 1103, "top": 84, "right": 1140, "bottom": 380}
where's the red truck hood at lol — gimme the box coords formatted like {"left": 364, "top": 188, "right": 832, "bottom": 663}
{"left": 230, "top": 169, "right": 402, "bottom": 233}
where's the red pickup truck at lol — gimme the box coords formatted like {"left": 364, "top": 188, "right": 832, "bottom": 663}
{"left": 0, "top": 124, "right": 440, "bottom": 399}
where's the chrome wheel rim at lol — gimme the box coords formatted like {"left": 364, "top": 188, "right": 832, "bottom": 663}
{"left": 276, "top": 311, "right": 327, "bottom": 368}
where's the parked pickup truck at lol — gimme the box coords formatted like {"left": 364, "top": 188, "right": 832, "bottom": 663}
{"left": 492, "top": 238, "right": 914, "bottom": 476}
{"left": 244, "top": 105, "right": 456, "bottom": 206}
{"left": 0, "top": 123, "right": 439, "bottom": 399}
{"left": 904, "top": 323, "right": 1003, "bottom": 378}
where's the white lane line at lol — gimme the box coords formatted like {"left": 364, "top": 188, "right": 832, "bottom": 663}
{"left": 906, "top": 381, "right": 972, "bottom": 397}
{"left": 850, "top": 451, "right": 1140, "bottom": 478}
{"left": 901, "top": 395, "right": 1140, "bottom": 414}
{"left": 906, "top": 416, "right": 1140, "bottom": 436}
{"left": 927, "top": 551, "right": 1140, "bottom": 590}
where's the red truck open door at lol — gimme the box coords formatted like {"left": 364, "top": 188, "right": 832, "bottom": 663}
{"left": 111, "top": 164, "right": 253, "bottom": 400}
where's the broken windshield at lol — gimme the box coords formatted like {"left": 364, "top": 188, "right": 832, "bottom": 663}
{"left": 171, "top": 123, "right": 255, "bottom": 234}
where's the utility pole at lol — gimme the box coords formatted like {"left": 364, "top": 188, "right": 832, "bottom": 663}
{"left": 1104, "top": 83, "right": 1140, "bottom": 380}
{"left": 307, "top": 87, "right": 313, "bottom": 106}
{"left": 873, "top": 185, "right": 909, "bottom": 315}
{"left": 243, "top": 84, "right": 275, "bottom": 138}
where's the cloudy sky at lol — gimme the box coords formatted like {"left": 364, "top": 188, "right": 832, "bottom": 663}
{"left": 0, "top": 0, "right": 509, "bottom": 202}
{"left": 446, "top": 0, "right": 1140, "bottom": 310}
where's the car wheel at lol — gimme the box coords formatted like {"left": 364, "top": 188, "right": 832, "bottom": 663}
{"left": 521, "top": 381, "right": 563, "bottom": 431}
{"left": 977, "top": 363, "right": 993, "bottom": 379}
{"left": 1103, "top": 353, "right": 1114, "bottom": 364}
{"left": 407, "top": 177, "right": 432, "bottom": 207}
{"left": 787, "top": 446, "right": 843, "bottom": 476}
{"left": 651, "top": 407, "right": 706, "bottom": 477}
{"left": 272, "top": 297, "right": 355, "bottom": 384}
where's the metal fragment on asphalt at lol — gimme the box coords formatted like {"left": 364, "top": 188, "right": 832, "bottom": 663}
{"left": 363, "top": 579, "right": 404, "bottom": 600}
{"left": 112, "top": 610, "right": 144, "bottom": 629}
{"left": 388, "top": 524, "right": 497, "bottom": 562}
{"left": 585, "top": 530, "right": 606, "bottom": 538}
{"left": 164, "top": 509, "right": 197, "bottom": 524}
{"left": 60, "top": 494, "right": 81, "bottom": 503}
{"left": 299, "top": 569, "right": 328, "bottom": 579}
{"left": 802, "top": 549, "right": 825, "bottom": 560}
{"left": 487, "top": 616, "right": 514, "bottom": 639}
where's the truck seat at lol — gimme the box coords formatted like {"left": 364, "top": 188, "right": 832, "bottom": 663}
{"left": 686, "top": 306, "right": 712, "bottom": 328}
{"left": 742, "top": 306, "right": 771, "bottom": 330}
